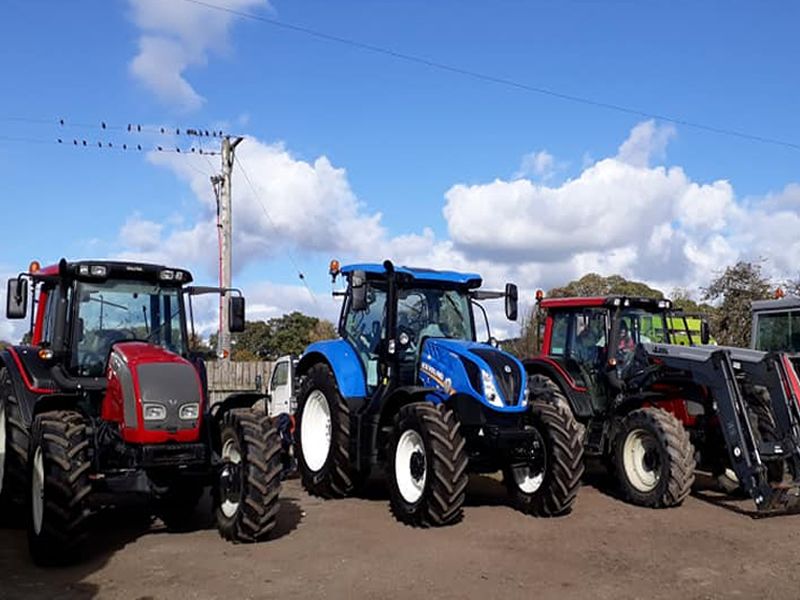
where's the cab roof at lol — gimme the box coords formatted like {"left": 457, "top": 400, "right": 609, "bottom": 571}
{"left": 752, "top": 296, "right": 800, "bottom": 312}
{"left": 35, "top": 259, "right": 193, "bottom": 284}
{"left": 341, "top": 263, "right": 482, "bottom": 288}
{"left": 539, "top": 295, "right": 671, "bottom": 310}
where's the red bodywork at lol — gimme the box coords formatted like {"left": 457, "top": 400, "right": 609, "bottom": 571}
{"left": 102, "top": 342, "right": 205, "bottom": 445}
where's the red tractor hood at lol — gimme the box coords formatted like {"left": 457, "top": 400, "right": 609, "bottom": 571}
{"left": 102, "top": 342, "right": 204, "bottom": 444}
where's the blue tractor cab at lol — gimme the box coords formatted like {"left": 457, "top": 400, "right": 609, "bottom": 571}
{"left": 294, "top": 260, "right": 584, "bottom": 526}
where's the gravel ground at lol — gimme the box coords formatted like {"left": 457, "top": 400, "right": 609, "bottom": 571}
{"left": 2, "top": 473, "right": 800, "bottom": 600}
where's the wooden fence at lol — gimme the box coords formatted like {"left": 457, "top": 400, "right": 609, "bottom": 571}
{"left": 206, "top": 360, "right": 274, "bottom": 406}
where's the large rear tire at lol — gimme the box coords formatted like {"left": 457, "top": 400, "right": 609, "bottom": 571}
{"left": 0, "top": 367, "right": 28, "bottom": 509}
{"left": 295, "top": 363, "right": 365, "bottom": 498}
{"left": 505, "top": 398, "right": 584, "bottom": 517}
{"left": 744, "top": 383, "right": 784, "bottom": 483}
{"left": 27, "top": 411, "right": 92, "bottom": 566}
{"left": 613, "top": 407, "right": 696, "bottom": 508}
{"left": 216, "top": 409, "right": 282, "bottom": 543}
{"left": 387, "top": 402, "right": 468, "bottom": 527}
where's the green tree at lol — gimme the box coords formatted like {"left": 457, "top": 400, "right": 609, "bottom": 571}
{"left": 547, "top": 273, "right": 663, "bottom": 299}
{"left": 702, "top": 261, "right": 773, "bottom": 347}
{"left": 211, "top": 312, "right": 339, "bottom": 361}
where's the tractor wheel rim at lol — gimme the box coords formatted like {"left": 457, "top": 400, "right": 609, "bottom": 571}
{"left": 0, "top": 401, "right": 6, "bottom": 495}
{"left": 32, "top": 446, "right": 44, "bottom": 535}
{"left": 512, "top": 466, "right": 545, "bottom": 494}
{"left": 220, "top": 438, "right": 242, "bottom": 518}
{"left": 623, "top": 428, "right": 661, "bottom": 492}
{"left": 301, "top": 390, "right": 331, "bottom": 473}
{"left": 395, "top": 429, "right": 426, "bottom": 504}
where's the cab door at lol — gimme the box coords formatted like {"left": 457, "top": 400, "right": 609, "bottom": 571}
{"left": 268, "top": 356, "right": 295, "bottom": 417}
{"left": 548, "top": 308, "right": 610, "bottom": 414}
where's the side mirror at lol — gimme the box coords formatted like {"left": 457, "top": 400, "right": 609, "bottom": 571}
{"left": 505, "top": 283, "right": 518, "bottom": 321}
{"left": 6, "top": 278, "right": 28, "bottom": 319}
{"left": 229, "top": 296, "right": 245, "bottom": 333}
{"left": 351, "top": 270, "right": 368, "bottom": 312}
{"left": 700, "top": 320, "right": 710, "bottom": 345}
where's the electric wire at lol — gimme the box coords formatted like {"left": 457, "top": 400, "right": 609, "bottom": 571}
{"left": 233, "top": 152, "right": 321, "bottom": 308}
{"left": 182, "top": 0, "right": 800, "bottom": 152}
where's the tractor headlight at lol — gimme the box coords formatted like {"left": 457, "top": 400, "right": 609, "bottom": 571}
{"left": 521, "top": 385, "right": 530, "bottom": 407}
{"left": 482, "top": 369, "right": 503, "bottom": 407}
{"left": 143, "top": 403, "right": 167, "bottom": 421}
{"left": 159, "top": 269, "right": 175, "bottom": 281}
{"left": 179, "top": 403, "right": 200, "bottom": 420}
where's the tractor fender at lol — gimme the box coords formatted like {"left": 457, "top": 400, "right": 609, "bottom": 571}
{"left": 296, "top": 340, "right": 367, "bottom": 399}
{"left": 377, "top": 386, "right": 439, "bottom": 431}
{"left": 521, "top": 357, "right": 593, "bottom": 419}
{"left": 0, "top": 347, "right": 51, "bottom": 428}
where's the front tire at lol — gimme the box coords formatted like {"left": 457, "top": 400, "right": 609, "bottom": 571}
{"left": 387, "top": 403, "right": 468, "bottom": 527}
{"left": 216, "top": 409, "right": 282, "bottom": 543}
{"left": 505, "top": 399, "right": 584, "bottom": 517}
{"left": 295, "top": 363, "right": 365, "bottom": 497}
{"left": 27, "top": 411, "right": 92, "bottom": 566}
{"left": 613, "top": 407, "right": 696, "bottom": 508}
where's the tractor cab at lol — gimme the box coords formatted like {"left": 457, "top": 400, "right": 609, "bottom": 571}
{"left": 535, "top": 295, "right": 673, "bottom": 416}
{"left": 335, "top": 262, "right": 518, "bottom": 395}
{"left": 752, "top": 296, "right": 800, "bottom": 354}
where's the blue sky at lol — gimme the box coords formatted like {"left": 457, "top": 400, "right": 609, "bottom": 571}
{"left": 2, "top": 0, "right": 800, "bottom": 340}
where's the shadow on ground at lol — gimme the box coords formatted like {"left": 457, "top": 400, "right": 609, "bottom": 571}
{"left": 0, "top": 487, "right": 304, "bottom": 600}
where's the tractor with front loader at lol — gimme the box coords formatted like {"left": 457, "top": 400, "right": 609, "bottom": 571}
{"left": 0, "top": 259, "right": 283, "bottom": 565}
{"left": 294, "top": 260, "right": 584, "bottom": 526}
{"left": 524, "top": 294, "right": 800, "bottom": 513}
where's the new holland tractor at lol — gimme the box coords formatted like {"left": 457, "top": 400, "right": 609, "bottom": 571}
{"left": 293, "top": 260, "right": 584, "bottom": 526}
{"left": 0, "top": 259, "right": 283, "bottom": 565}
{"left": 525, "top": 294, "right": 800, "bottom": 513}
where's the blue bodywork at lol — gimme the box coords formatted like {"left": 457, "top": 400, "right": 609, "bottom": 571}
{"left": 341, "top": 263, "right": 482, "bottom": 288}
{"left": 417, "top": 338, "right": 528, "bottom": 413}
{"left": 299, "top": 340, "right": 367, "bottom": 398}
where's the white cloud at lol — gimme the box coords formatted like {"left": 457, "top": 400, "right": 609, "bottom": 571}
{"left": 514, "top": 150, "right": 559, "bottom": 181}
{"left": 616, "top": 119, "right": 676, "bottom": 167}
{"left": 116, "top": 136, "right": 385, "bottom": 275}
{"left": 127, "top": 0, "right": 268, "bottom": 110}
{"left": 107, "top": 120, "right": 800, "bottom": 343}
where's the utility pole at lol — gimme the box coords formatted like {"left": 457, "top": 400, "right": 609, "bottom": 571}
{"left": 211, "top": 135, "right": 244, "bottom": 360}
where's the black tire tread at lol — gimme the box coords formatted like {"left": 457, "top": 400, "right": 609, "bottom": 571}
{"left": 28, "top": 410, "right": 92, "bottom": 566}
{"left": 388, "top": 402, "right": 468, "bottom": 527}
{"left": 0, "top": 366, "right": 29, "bottom": 507}
{"left": 217, "top": 408, "right": 282, "bottom": 543}
{"left": 615, "top": 407, "right": 696, "bottom": 508}
{"left": 296, "top": 363, "right": 363, "bottom": 498}
{"left": 507, "top": 398, "right": 584, "bottom": 517}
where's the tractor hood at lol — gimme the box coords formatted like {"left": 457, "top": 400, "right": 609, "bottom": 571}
{"left": 103, "top": 341, "right": 204, "bottom": 444}
{"left": 418, "top": 338, "right": 528, "bottom": 412}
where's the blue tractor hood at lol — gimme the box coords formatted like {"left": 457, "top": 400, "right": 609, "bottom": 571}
{"left": 417, "top": 338, "right": 528, "bottom": 413}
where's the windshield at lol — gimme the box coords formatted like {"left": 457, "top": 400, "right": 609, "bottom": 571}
{"left": 754, "top": 311, "right": 800, "bottom": 352}
{"left": 620, "top": 307, "right": 670, "bottom": 345}
{"left": 71, "top": 280, "right": 186, "bottom": 376}
{"left": 397, "top": 287, "right": 474, "bottom": 343}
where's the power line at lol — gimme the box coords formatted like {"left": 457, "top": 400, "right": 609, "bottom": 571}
{"left": 0, "top": 116, "right": 229, "bottom": 138}
{"left": 183, "top": 0, "right": 800, "bottom": 152}
{"left": 233, "top": 152, "right": 321, "bottom": 308}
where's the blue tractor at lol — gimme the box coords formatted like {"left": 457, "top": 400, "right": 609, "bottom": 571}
{"left": 294, "top": 260, "right": 584, "bottom": 526}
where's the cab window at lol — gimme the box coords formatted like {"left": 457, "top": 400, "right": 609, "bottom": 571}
{"left": 271, "top": 361, "right": 289, "bottom": 388}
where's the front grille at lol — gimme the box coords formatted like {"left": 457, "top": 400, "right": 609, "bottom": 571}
{"left": 137, "top": 362, "right": 202, "bottom": 431}
{"left": 470, "top": 349, "right": 523, "bottom": 406}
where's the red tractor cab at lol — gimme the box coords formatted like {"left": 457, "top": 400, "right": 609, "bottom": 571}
{"left": 525, "top": 294, "right": 800, "bottom": 513}
{"left": 0, "top": 259, "right": 282, "bottom": 565}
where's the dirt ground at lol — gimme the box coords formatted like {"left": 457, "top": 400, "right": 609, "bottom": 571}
{"left": 2, "top": 471, "right": 800, "bottom": 600}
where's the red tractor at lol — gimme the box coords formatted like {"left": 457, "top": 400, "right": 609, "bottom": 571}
{"left": 524, "top": 294, "right": 800, "bottom": 512}
{"left": 0, "top": 259, "right": 283, "bottom": 565}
